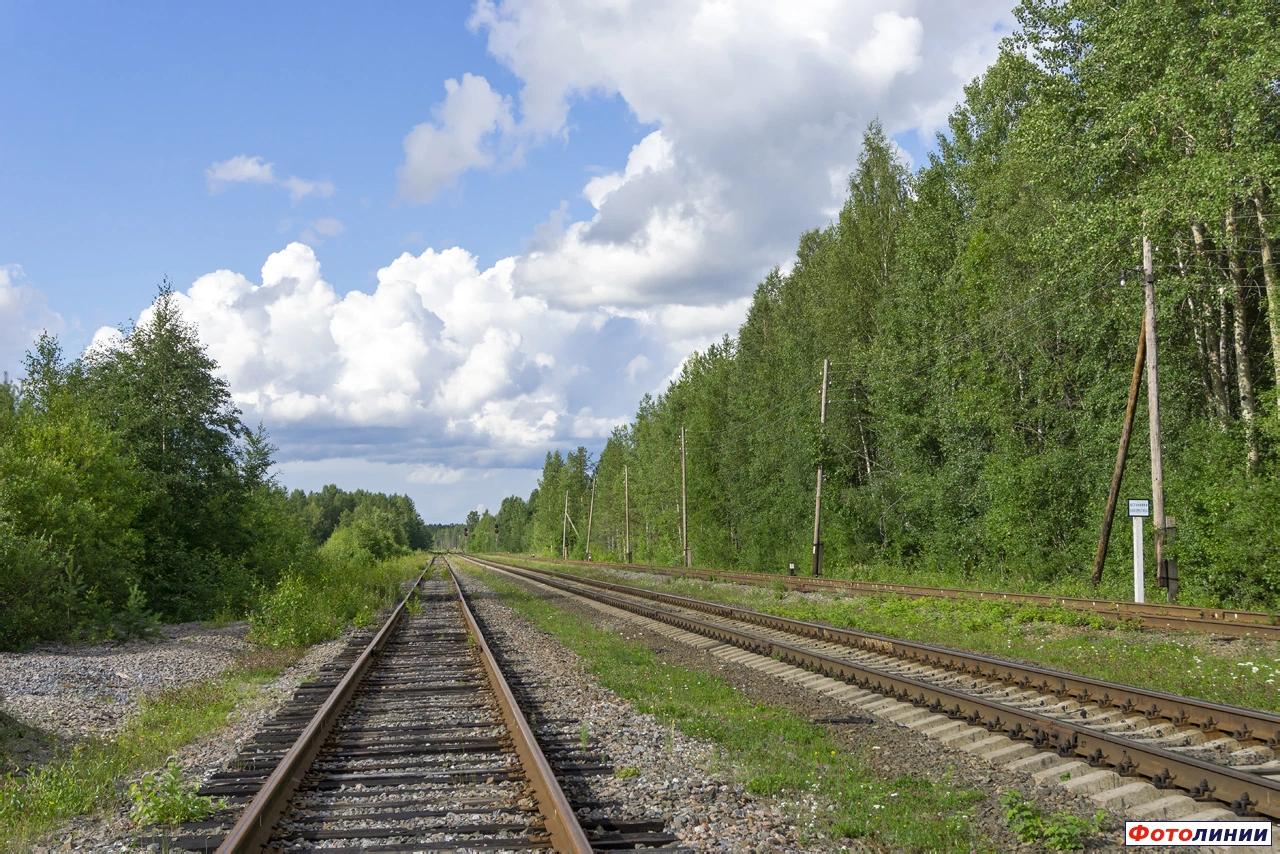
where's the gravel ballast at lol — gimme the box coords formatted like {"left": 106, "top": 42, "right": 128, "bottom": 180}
{"left": 43, "top": 635, "right": 351, "bottom": 853}
{"left": 468, "top": 561, "right": 1132, "bottom": 851}
{"left": 457, "top": 571, "right": 824, "bottom": 852}
{"left": 0, "top": 623, "right": 252, "bottom": 746}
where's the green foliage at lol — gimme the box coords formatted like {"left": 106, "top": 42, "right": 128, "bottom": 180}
{"left": 490, "top": 1, "right": 1280, "bottom": 607}
{"left": 249, "top": 552, "right": 423, "bottom": 648}
{"left": 287, "top": 484, "right": 431, "bottom": 550}
{"left": 999, "top": 791, "right": 1104, "bottom": 851}
{"left": 0, "top": 291, "right": 430, "bottom": 649}
{"left": 109, "top": 582, "right": 161, "bottom": 642}
{"left": 127, "top": 761, "right": 222, "bottom": 826}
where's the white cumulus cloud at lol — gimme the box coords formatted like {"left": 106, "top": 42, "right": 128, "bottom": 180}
{"left": 93, "top": 3, "right": 1018, "bottom": 516}
{"left": 93, "top": 242, "right": 659, "bottom": 464}
{"left": 0, "top": 265, "right": 63, "bottom": 374}
{"left": 206, "top": 155, "right": 335, "bottom": 201}
{"left": 422, "top": 0, "right": 1016, "bottom": 311}
{"left": 398, "top": 73, "right": 516, "bottom": 202}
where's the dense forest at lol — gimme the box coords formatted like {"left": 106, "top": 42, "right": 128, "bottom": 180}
{"left": 472, "top": 0, "right": 1280, "bottom": 608}
{"left": 0, "top": 291, "right": 430, "bottom": 649}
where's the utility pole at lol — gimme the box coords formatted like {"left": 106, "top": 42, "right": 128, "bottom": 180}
{"left": 585, "top": 477, "right": 596, "bottom": 560}
{"left": 561, "top": 491, "right": 569, "bottom": 560}
{"left": 811, "top": 358, "right": 830, "bottom": 577}
{"left": 623, "top": 464, "right": 632, "bottom": 563}
{"left": 1091, "top": 316, "right": 1145, "bottom": 586}
{"left": 1142, "top": 235, "right": 1170, "bottom": 602}
{"left": 680, "top": 425, "right": 690, "bottom": 568}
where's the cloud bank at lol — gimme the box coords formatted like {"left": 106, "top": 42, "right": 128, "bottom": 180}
{"left": 98, "top": 2, "right": 1015, "bottom": 516}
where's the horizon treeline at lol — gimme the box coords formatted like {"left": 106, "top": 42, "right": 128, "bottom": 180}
{"left": 471, "top": 0, "right": 1280, "bottom": 608}
{"left": 0, "top": 292, "right": 430, "bottom": 649}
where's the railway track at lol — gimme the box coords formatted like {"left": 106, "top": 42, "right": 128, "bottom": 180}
{"left": 513, "top": 555, "right": 1280, "bottom": 639}
{"left": 464, "top": 555, "right": 1280, "bottom": 823}
{"left": 157, "top": 556, "right": 680, "bottom": 852}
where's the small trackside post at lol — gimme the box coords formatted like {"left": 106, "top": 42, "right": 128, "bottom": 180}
{"left": 1128, "top": 498, "right": 1150, "bottom": 603}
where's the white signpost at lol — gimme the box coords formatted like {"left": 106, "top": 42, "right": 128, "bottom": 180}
{"left": 1128, "top": 499, "right": 1150, "bottom": 603}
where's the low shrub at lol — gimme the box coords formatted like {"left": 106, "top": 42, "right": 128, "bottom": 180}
{"left": 1000, "top": 790, "right": 1105, "bottom": 851}
{"left": 249, "top": 550, "right": 423, "bottom": 648}
{"left": 127, "top": 761, "right": 222, "bottom": 826}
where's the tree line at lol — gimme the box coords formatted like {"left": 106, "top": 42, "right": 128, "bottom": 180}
{"left": 471, "top": 0, "right": 1280, "bottom": 608}
{"left": 0, "top": 290, "right": 430, "bottom": 650}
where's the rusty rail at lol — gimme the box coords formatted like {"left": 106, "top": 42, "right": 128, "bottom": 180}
{"left": 217, "top": 557, "right": 593, "bottom": 853}
{"left": 497, "top": 554, "right": 1279, "bottom": 639}
{"left": 467, "top": 555, "right": 1280, "bottom": 819}
{"left": 445, "top": 558, "right": 593, "bottom": 854}
{"left": 216, "top": 563, "right": 431, "bottom": 852}
{"left": 477, "top": 558, "right": 1280, "bottom": 748}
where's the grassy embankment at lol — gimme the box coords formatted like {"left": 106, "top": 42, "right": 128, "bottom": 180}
{"left": 487, "top": 554, "right": 1280, "bottom": 713}
{"left": 0, "top": 553, "right": 425, "bottom": 851}
{"left": 458, "top": 560, "right": 1000, "bottom": 853}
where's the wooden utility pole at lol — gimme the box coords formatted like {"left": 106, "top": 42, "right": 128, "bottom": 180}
{"left": 1092, "top": 317, "right": 1145, "bottom": 585}
{"left": 811, "top": 357, "right": 830, "bottom": 577}
{"left": 1142, "top": 236, "right": 1169, "bottom": 601}
{"left": 585, "top": 477, "right": 596, "bottom": 560}
{"left": 623, "top": 464, "right": 632, "bottom": 563}
{"left": 680, "top": 425, "right": 690, "bottom": 568}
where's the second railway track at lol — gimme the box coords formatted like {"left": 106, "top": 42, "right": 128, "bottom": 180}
{"left": 523, "top": 555, "right": 1280, "bottom": 639}
{"left": 464, "top": 554, "right": 1280, "bottom": 824}
{"left": 159, "top": 556, "right": 680, "bottom": 853}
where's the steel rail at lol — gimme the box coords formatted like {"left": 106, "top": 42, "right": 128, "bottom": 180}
{"left": 216, "top": 562, "right": 432, "bottom": 853}
{"left": 444, "top": 558, "right": 594, "bottom": 854}
{"left": 511, "top": 554, "right": 1279, "bottom": 639}
{"left": 466, "top": 555, "right": 1280, "bottom": 819}
{"left": 476, "top": 557, "right": 1280, "bottom": 748}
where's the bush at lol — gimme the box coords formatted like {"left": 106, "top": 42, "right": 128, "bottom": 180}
{"left": 249, "top": 552, "right": 423, "bottom": 648}
{"left": 1170, "top": 425, "right": 1280, "bottom": 608}
{"left": 127, "top": 761, "right": 223, "bottom": 826}
{"left": 1000, "top": 790, "right": 1104, "bottom": 851}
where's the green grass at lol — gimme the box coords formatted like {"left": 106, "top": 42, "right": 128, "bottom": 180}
{"left": 127, "top": 760, "right": 224, "bottom": 826}
{"left": 250, "top": 552, "right": 426, "bottom": 647}
{"left": 0, "top": 650, "right": 296, "bottom": 851}
{"left": 461, "top": 562, "right": 993, "bottom": 852}
{"left": 1000, "top": 791, "right": 1106, "bottom": 851}
{"left": 488, "top": 555, "right": 1280, "bottom": 712}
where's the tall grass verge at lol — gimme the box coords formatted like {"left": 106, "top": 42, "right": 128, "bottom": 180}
{"left": 248, "top": 549, "right": 425, "bottom": 647}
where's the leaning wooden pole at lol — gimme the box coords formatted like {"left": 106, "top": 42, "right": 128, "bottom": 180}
{"left": 1091, "top": 315, "right": 1146, "bottom": 586}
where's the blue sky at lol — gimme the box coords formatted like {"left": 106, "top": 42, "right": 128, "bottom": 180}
{"left": 0, "top": 1, "right": 1013, "bottom": 520}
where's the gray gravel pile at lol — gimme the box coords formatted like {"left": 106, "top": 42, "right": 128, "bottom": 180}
{"left": 0, "top": 623, "right": 251, "bottom": 741}
{"left": 458, "top": 573, "right": 828, "bottom": 852}
{"left": 44, "top": 635, "right": 351, "bottom": 853}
